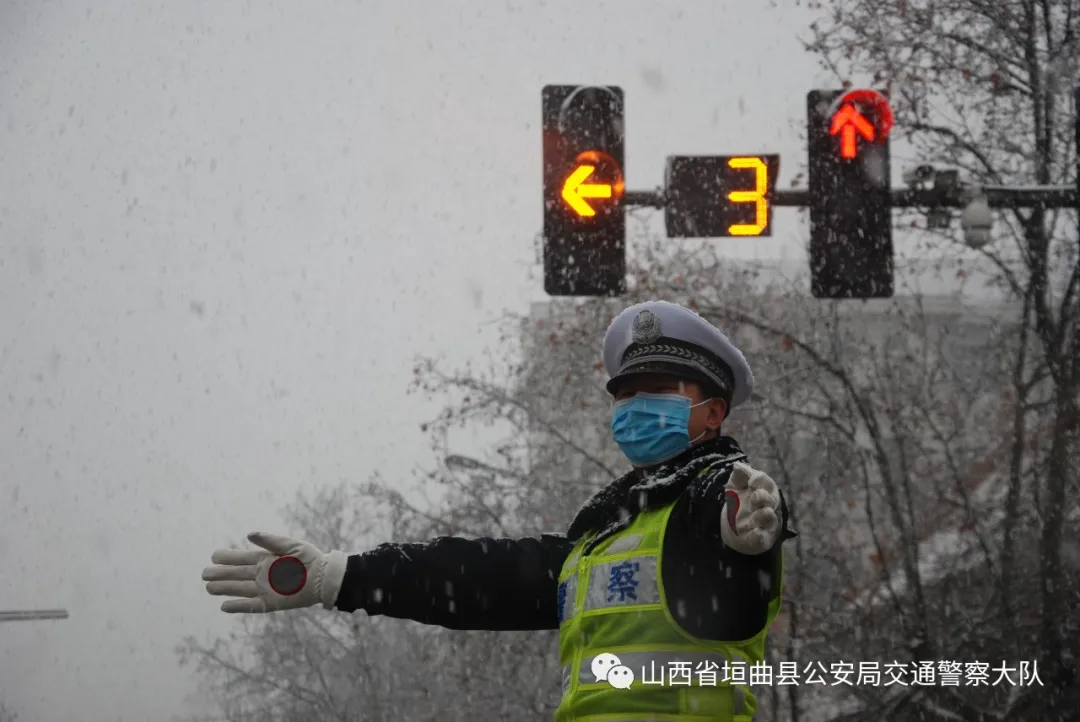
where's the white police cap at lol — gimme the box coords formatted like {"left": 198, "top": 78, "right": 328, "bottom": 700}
{"left": 602, "top": 300, "right": 754, "bottom": 410}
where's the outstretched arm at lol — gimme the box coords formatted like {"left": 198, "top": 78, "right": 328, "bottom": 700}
{"left": 203, "top": 531, "right": 573, "bottom": 632}
{"left": 334, "top": 533, "right": 573, "bottom": 630}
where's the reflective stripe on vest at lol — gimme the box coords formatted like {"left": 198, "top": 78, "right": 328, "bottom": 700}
{"left": 584, "top": 555, "right": 661, "bottom": 610}
{"left": 557, "top": 574, "right": 577, "bottom": 624}
{"left": 559, "top": 547, "right": 663, "bottom": 622}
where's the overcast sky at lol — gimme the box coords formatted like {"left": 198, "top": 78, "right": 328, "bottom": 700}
{"left": 0, "top": 1, "right": 842, "bottom": 720}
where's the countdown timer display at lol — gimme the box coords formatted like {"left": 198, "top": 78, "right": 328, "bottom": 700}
{"left": 665, "top": 155, "right": 780, "bottom": 238}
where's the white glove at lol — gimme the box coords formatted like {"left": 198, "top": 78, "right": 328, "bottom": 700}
{"left": 720, "top": 462, "right": 782, "bottom": 556}
{"left": 202, "top": 532, "right": 349, "bottom": 613}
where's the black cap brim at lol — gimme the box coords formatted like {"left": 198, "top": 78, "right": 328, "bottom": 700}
{"left": 605, "top": 361, "right": 721, "bottom": 396}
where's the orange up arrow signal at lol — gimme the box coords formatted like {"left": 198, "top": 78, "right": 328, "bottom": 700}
{"left": 562, "top": 164, "right": 612, "bottom": 217}
{"left": 830, "top": 103, "right": 875, "bottom": 159}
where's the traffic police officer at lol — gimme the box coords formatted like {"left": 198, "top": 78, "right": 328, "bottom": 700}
{"left": 203, "top": 300, "right": 795, "bottom": 721}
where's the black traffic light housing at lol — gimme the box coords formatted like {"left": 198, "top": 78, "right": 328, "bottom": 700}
{"left": 807, "top": 89, "right": 893, "bottom": 298}
{"left": 542, "top": 85, "right": 625, "bottom": 296}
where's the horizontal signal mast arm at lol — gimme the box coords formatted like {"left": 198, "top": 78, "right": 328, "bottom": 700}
{"left": 624, "top": 186, "right": 1078, "bottom": 210}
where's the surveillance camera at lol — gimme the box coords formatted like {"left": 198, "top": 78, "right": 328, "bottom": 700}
{"left": 902, "top": 164, "right": 937, "bottom": 186}
{"left": 960, "top": 196, "right": 993, "bottom": 248}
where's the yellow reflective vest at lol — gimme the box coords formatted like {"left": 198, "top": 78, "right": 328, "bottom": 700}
{"left": 554, "top": 478, "right": 783, "bottom": 722}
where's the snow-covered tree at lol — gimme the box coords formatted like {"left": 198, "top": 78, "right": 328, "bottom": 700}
{"left": 803, "top": 1, "right": 1079, "bottom": 718}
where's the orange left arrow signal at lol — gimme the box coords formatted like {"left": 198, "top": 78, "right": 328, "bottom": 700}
{"left": 830, "top": 103, "right": 875, "bottom": 159}
{"left": 562, "top": 165, "right": 612, "bottom": 217}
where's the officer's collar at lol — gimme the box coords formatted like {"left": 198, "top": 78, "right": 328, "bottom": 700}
{"left": 626, "top": 435, "right": 746, "bottom": 509}
{"left": 633, "top": 434, "right": 740, "bottom": 477}
{"left": 567, "top": 435, "right": 747, "bottom": 543}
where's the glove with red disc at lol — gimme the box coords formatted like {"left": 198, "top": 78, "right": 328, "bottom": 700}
{"left": 203, "top": 532, "right": 348, "bottom": 613}
{"left": 720, "top": 462, "right": 782, "bottom": 556}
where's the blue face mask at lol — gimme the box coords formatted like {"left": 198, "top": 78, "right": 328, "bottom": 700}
{"left": 610, "top": 392, "right": 711, "bottom": 468}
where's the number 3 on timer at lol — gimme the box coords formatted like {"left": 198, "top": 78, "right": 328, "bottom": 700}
{"left": 726, "top": 156, "right": 768, "bottom": 236}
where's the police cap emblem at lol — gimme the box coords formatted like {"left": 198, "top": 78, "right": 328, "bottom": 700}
{"left": 631, "top": 309, "right": 662, "bottom": 344}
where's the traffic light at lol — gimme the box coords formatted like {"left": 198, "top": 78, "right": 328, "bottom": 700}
{"left": 807, "top": 89, "right": 893, "bottom": 298}
{"left": 542, "top": 85, "right": 625, "bottom": 296}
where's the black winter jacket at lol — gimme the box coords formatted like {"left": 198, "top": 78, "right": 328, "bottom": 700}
{"left": 333, "top": 436, "right": 794, "bottom": 642}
